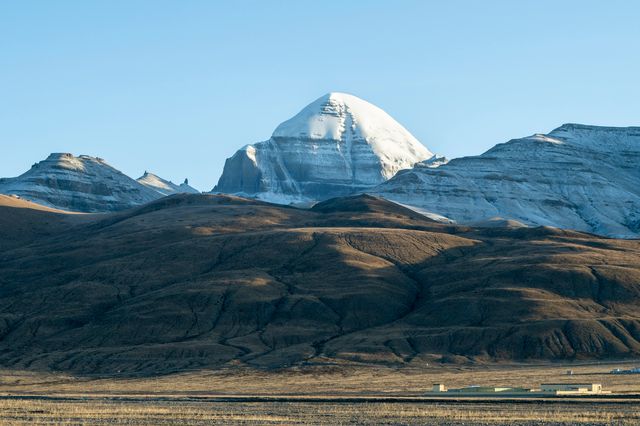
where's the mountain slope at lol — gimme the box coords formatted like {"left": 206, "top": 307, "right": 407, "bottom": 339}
{"left": 0, "top": 194, "right": 91, "bottom": 251}
{"left": 137, "top": 172, "right": 199, "bottom": 196}
{"left": 371, "top": 124, "right": 640, "bottom": 238}
{"left": 0, "top": 153, "right": 163, "bottom": 212}
{"left": 0, "top": 193, "right": 639, "bottom": 374}
{"left": 213, "top": 92, "right": 433, "bottom": 203}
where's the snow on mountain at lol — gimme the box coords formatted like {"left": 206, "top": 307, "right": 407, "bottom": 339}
{"left": 213, "top": 92, "right": 433, "bottom": 202}
{"left": 0, "top": 153, "right": 163, "bottom": 212}
{"left": 137, "top": 172, "right": 199, "bottom": 196}
{"left": 371, "top": 124, "right": 640, "bottom": 238}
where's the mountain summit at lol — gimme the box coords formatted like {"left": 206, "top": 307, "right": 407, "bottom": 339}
{"left": 213, "top": 92, "right": 433, "bottom": 203}
{"left": 0, "top": 154, "right": 202, "bottom": 212}
{"left": 0, "top": 153, "right": 163, "bottom": 212}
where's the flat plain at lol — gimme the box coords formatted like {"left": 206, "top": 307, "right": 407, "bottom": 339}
{"left": 1, "top": 361, "right": 639, "bottom": 425}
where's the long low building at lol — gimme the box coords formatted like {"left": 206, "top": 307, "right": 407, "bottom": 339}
{"left": 540, "top": 383, "right": 608, "bottom": 395}
{"left": 431, "top": 384, "right": 531, "bottom": 394}
{"left": 429, "top": 383, "right": 609, "bottom": 396}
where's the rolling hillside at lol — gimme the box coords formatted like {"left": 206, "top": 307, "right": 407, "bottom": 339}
{"left": 0, "top": 194, "right": 639, "bottom": 374}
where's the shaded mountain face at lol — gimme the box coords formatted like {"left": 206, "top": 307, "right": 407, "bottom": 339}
{"left": 1, "top": 193, "right": 639, "bottom": 374}
{"left": 213, "top": 93, "right": 433, "bottom": 203}
{"left": 372, "top": 124, "right": 640, "bottom": 238}
{"left": 137, "top": 172, "right": 199, "bottom": 196}
{"left": 0, "top": 153, "right": 163, "bottom": 212}
{"left": 0, "top": 194, "right": 93, "bottom": 252}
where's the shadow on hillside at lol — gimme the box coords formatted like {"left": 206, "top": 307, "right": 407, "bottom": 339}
{"left": 0, "top": 197, "right": 639, "bottom": 377}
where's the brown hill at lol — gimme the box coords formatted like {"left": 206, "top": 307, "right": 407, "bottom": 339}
{"left": 0, "top": 193, "right": 639, "bottom": 374}
{"left": 0, "top": 195, "right": 94, "bottom": 251}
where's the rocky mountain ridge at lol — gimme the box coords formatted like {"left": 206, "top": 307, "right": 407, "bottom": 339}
{"left": 372, "top": 123, "right": 640, "bottom": 238}
{"left": 137, "top": 172, "right": 199, "bottom": 196}
{"left": 0, "top": 153, "right": 199, "bottom": 212}
{"left": 1, "top": 97, "right": 638, "bottom": 238}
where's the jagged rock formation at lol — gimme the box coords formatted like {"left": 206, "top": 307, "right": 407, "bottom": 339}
{"left": 214, "top": 92, "right": 433, "bottom": 203}
{"left": 137, "top": 172, "right": 199, "bottom": 196}
{"left": 0, "top": 153, "right": 163, "bottom": 212}
{"left": 372, "top": 124, "right": 640, "bottom": 238}
{"left": 1, "top": 193, "right": 639, "bottom": 374}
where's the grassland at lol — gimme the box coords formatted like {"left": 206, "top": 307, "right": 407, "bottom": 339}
{"left": 1, "top": 398, "right": 638, "bottom": 425}
{"left": 2, "top": 361, "right": 640, "bottom": 396}
{"left": 1, "top": 361, "right": 639, "bottom": 425}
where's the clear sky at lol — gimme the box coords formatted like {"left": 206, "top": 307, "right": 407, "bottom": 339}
{"left": 1, "top": 1, "right": 639, "bottom": 191}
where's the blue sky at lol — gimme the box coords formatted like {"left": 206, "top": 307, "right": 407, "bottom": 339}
{"left": 1, "top": 1, "right": 639, "bottom": 191}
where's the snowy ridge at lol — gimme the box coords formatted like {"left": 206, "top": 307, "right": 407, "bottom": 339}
{"left": 137, "top": 172, "right": 199, "bottom": 196}
{"left": 371, "top": 124, "right": 640, "bottom": 238}
{"left": 214, "top": 92, "right": 433, "bottom": 201}
{"left": 549, "top": 123, "right": 640, "bottom": 152}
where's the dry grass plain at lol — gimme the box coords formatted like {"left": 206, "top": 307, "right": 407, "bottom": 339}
{"left": 1, "top": 361, "right": 640, "bottom": 425}
{"left": 1, "top": 398, "right": 638, "bottom": 425}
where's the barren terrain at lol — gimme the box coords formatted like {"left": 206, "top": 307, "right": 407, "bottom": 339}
{"left": 1, "top": 194, "right": 640, "bottom": 374}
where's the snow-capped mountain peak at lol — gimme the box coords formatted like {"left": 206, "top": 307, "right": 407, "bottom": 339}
{"left": 272, "top": 92, "right": 432, "bottom": 179}
{"left": 214, "top": 92, "right": 433, "bottom": 201}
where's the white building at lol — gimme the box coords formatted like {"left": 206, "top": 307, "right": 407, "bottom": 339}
{"left": 540, "top": 383, "right": 605, "bottom": 395}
